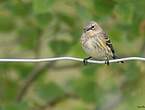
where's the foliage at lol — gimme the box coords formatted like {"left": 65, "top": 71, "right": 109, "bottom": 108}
{"left": 0, "top": 0, "right": 145, "bottom": 110}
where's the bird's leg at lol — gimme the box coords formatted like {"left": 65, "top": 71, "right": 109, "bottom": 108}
{"left": 105, "top": 57, "right": 109, "bottom": 65}
{"left": 83, "top": 56, "right": 92, "bottom": 65}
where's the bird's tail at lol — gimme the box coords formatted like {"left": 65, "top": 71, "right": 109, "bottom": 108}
{"left": 112, "top": 54, "right": 124, "bottom": 63}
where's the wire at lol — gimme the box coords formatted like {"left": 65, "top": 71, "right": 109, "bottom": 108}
{"left": 0, "top": 57, "right": 144, "bottom": 64}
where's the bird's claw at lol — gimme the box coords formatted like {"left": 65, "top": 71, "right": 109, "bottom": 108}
{"left": 83, "top": 59, "right": 88, "bottom": 65}
{"left": 83, "top": 57, "right": 92, "bottom": 65}
{"left": 105, "top": 58, "right": 109, "bottom": 65}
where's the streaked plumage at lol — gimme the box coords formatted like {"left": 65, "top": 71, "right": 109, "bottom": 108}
{"left": 81, "top": 21, "right": 123, "bottom": 65}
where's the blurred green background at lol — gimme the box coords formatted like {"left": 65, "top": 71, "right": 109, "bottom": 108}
{"left": 0, "top": 0, "right": 145, "bottom": 110}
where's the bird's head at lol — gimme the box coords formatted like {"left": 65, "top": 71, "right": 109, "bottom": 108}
{"left": 83, "top": 21, "right": 103, "bottom": 34}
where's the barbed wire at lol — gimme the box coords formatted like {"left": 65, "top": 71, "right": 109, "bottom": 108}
{"left": 0, "top": 57, "right": 145, "bottom": 64}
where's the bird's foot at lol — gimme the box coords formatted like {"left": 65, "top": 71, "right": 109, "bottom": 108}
{"left": 105, "top": 58, "right": 109, "bottom": 65}
{"left": 83, "top": 57, "right": 92, "bottom": 65}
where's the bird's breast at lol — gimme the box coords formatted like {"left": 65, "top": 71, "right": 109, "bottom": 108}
{"left": 82, "top": 38, "right": 106, "bottom": 59}
{"left": 86, "top": 30, "right": 96, "bottom": 38}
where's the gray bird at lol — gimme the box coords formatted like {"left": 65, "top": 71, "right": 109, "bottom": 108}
{"left": 80, "top": 21, "right": 123, "bottom": 65}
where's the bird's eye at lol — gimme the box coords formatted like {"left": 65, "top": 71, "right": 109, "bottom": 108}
{"left": 91, "top": 26, "right": 95, "bottom": 29}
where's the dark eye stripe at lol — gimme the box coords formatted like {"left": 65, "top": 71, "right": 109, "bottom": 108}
{"left": 86, "top": 27, "right": 92, "bottom": 31}
{"left": 86, "top": 26, "right": 95, "bottom": 31}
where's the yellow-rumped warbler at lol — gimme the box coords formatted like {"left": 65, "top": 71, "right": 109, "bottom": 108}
{"left": 81, "top": 21, "right": 123, "bottom": 65}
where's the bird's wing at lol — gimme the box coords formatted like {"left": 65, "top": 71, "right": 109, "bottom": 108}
{"left": 96, "top": 31, "right": 115, "bottom": 54}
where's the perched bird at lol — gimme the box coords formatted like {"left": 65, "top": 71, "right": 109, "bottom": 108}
{"left": 80, "top": 21, "right": 123, "bottom": 65}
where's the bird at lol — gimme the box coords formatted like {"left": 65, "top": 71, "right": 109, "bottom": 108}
{"left": 80, "top": 21, "right": 124, "bottom": 65}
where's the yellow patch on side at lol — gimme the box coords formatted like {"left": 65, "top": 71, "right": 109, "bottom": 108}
{"left": 97, "top": 37, "right": 106, "bottom": 49}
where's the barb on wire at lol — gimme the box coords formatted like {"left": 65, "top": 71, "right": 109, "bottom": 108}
{"left": 0, "top": 57, "right": 144, "bottom": 64}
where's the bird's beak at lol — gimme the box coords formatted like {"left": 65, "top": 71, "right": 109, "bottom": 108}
{"left": 86, "top": 27, "right": 92, "bottom": 31}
